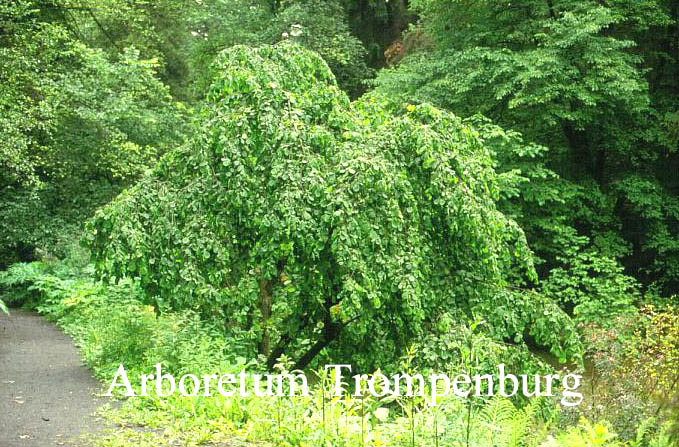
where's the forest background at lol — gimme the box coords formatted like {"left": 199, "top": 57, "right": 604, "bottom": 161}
{"left": 1, "top": 1, "right": 679, "bottom": 446}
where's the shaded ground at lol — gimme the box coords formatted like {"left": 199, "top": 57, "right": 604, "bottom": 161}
{"left": 0, "top": 309, "right": 108, "bottom": 446}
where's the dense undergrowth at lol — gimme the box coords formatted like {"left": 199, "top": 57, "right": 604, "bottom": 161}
{"left": 1, "top": 256, "right": 677, "bottom": 447}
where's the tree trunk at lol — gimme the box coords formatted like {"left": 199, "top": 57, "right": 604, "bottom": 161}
{"left": 292, "top": 334, "right": 335, "bottom": 371}
{"left": 257, "top": 279, "right": 272, "bottom": 357}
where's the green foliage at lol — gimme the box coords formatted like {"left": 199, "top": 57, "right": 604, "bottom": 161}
{"left": 0, "top": 2, "right": 186, "bottom": 267}
{"left": 473, "top": 397, "right": 549, "bottom": 447}
{"left": 0, "top": 260, "right": 241, "bottom": 380}
{"left": 417, "top": 315, "right": 554, "bottom": 378}
{"left": 614, "top": 175, "right": 679, "bottom": 289}
{"left": 0, "top": 259, "right": 668, "bottom": 446}
{"left": 0, "top": 261, "right": 560, "bottom": 446}
{"left": 56, "top": 0, "right": 274, "bottom": 100}
{"left": 268, "top": 0, "right": 373, "bottom": 97}
{"left": 541, "top": 247, "right": 640, "bottom": 323}
{"left": 55, "top": 0, "right": 375, "bottom": 100}
{"left": 373, "top": 0, "right": 679, "bottom": 295}
{"left": 540, "top": 418, "right": 622, "bottom": 447}
{"left": 180, "top": 0, "right": 274, "bottom": 98}
{"left": 0, "top": 261, "right": 51, "bottom": 308}
{"left": 84, "top": 43, "right": 586, "bottom": 370}
{"left": 2, "top": 0, "right": 678, "bottom": 444}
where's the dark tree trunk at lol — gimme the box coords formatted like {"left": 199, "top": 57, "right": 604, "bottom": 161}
{"left": 257, "top": 279, "right": 272, "bottom": 357}
{"left": 292, "top": 333, "right": 336, "bottom": 371}
{"left": 546, "top": 0, "right": 556, "bottom": 19}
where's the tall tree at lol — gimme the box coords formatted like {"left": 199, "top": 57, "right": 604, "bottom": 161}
{"left": 0, "top": 1, "right": 185, "bottom": 266}
{"left": 86, "top": 43, "right": 581, "bottom": 370}
{"left": 374, "top": 0, "right": 679, "bottom": 294}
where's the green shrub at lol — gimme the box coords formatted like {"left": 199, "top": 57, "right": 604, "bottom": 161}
{"left": 540, "top": 419, "right": 622, "bottom": 447}
{"left": 3, "top": 259, "right": 647, "bottom": 447}
{"left": 0, "top": 261, "right": 51, "bottom": 308}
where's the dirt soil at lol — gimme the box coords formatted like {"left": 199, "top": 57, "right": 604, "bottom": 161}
{"left": 1, "top": 309, "right": 108, "bottom": 446}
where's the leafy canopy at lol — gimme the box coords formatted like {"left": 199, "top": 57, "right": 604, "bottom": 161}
{"left": 374, "top": 0, "right": 679, "bottom": 299}
{"left": 87, "top": 43, "right": 579, "bottom": 369}
{"left": 0, "top": 2, "right": 185, "bottom": 266}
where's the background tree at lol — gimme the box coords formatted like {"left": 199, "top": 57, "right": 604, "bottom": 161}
{"left": 374, "top": 0, "right": 679, "bottom": 297}
{"left": 0, "top": 1, "right": 185, "bottom": 267}
{"left": 52, "top": 0, "right": 386, "bottom": 99}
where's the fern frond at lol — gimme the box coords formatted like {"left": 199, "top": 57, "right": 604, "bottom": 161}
{"left": 477, "top": 397, "right": 518, "bottom": 447}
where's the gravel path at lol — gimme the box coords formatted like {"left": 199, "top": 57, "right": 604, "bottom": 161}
{"left": 0, "top": 310, "right": 108, "bottom": 446}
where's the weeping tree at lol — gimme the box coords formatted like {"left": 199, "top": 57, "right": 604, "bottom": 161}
{"left": 87, "top": 43, "right": 581, "bottom": 370}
